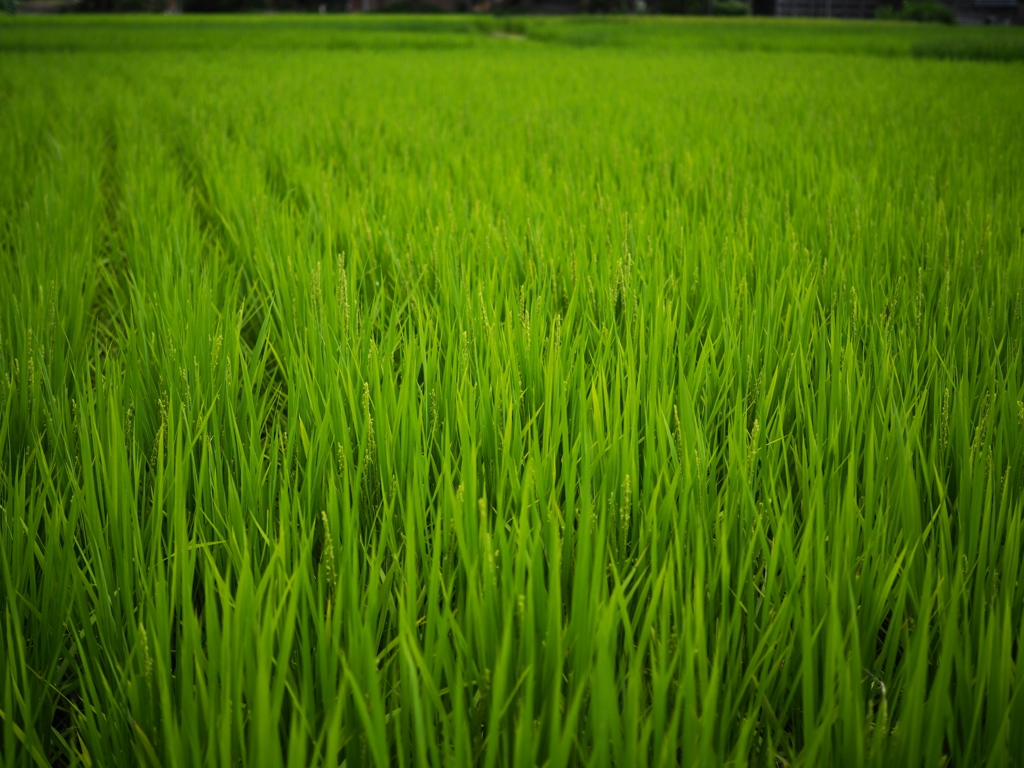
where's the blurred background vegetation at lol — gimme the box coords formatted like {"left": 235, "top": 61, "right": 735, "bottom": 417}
{"left": 5, "top": 0, "right": 1022, "bottom": 26}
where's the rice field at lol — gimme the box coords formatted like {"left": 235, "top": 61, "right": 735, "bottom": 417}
{"left": 2, "top": 14, "right": 1024, "bottom": 768}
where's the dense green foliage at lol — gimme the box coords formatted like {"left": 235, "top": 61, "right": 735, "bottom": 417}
{"left": 2, "top": 15, "right": 1024, "bottom": 768}
{"left": 876, "top": 1, "right": 956, "bottom": 25}
{"left": 712, "top": 1, "right": 750, "bottom": 17}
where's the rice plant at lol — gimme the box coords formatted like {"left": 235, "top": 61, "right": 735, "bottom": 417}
{"left": 1, "top": 15, "right": 1023, "bottom": 768}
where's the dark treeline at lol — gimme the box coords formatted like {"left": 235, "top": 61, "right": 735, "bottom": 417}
{"left": 71, "top": 0, "right": 718, "bottom": 14}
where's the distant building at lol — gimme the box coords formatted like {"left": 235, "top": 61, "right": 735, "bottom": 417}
{"left": 756, "top": 0, "right": 1019, "bottom": 23}
{"left": 756, "top": 0, "right": 880, "bottom": 16}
